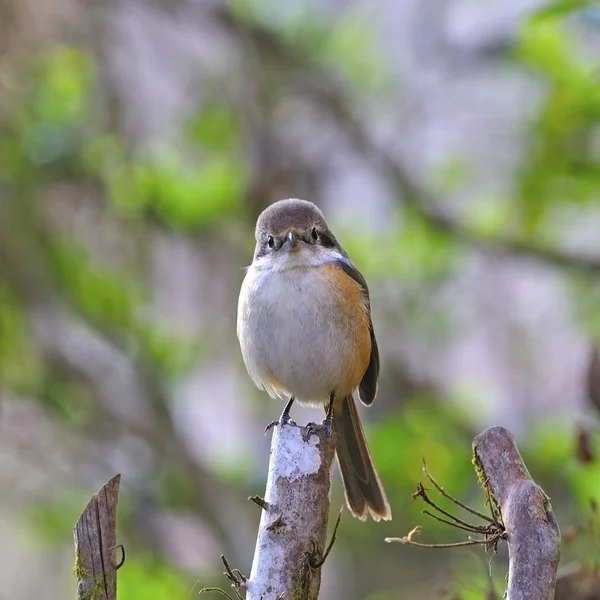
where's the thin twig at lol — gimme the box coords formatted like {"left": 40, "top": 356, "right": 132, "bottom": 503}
{"left": 219, "top": 554, "right": 246, "bottom": 600}
{"left": 386, "top": 532, "right": 504, "bottom": 549}
{"left": 311, "top": 507, "right": 343, "bottom": 568}
{"left": 423, "top": 459, "right": 496, "bottom": 524}
{"left": 422, "top": 510, "right": 491, "bottom": 534}
{"left": 414, "top": 483, "right": 487, "bottom": 531}
{"left": 248, "top": 495, "right": 269, "bottom": 510}
{"left": 391, "top": 464, "right": 505, "bottom": 555}
{"left": 221, "top": 554, "right": 246, "bottom": 584}
{"left": 113, "top": 544, "right": 125, "bottom": 570}
{"left": 199, "top": 588, "right": 235, "bottom": 599}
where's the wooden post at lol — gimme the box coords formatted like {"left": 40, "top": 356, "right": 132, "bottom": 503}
{"left": 73, "top": 475, "right": 122, "bottom": 600}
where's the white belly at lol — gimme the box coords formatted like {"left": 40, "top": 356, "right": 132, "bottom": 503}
{"left": 237, "top": 264, "right": 362, "bottom": 405}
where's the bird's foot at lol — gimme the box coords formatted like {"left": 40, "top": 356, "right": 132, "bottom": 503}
{"left": 302, "top": 418, "right": 332, "bottom": 441}
{"left": 264, "top": 412, "right": 296, "bottom": 435}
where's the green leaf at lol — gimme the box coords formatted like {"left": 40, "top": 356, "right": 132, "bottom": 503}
{"left": 369, "top": 395, "right": 474, "bottom": 517}
{"left": 155, "top": 466, "right": 198, "bottom": 510}
{"left": 463, "top": 196, "right": 514, "bottom": 237}
{"left": 569, "top": 276, "right": 600, "bottom": 337}
{"left": 118, "top": 557, "right": 190, "bottom": 600}
{"left": 339, "top": 211, "right": 457, "bottom": 281}
{"left": 33, "top": 47, "right": 93, "bottom": 124}
{"left": 24, "top": 491, "right": 92, "bottom": 546}
{"left": 137, "top": 155, "right": 247, "bottom": 229}
{"left": 0, "top": 284, "right": 41, "bottom": 389}
{"left": 429, "top": 156, "right": 473, "bottom": 193}
{"left": 187, "top": 104, "right": 241, "bottom": 151}
{"left": 516, "top": 18, "right": 595, "bottom": 84}
{"left": 324, "top": 8, "right": 390, "bottom": 91}
{"left": 38, "top": 370, "right": 95, "bottom": 425}
{"left": 49, "top": 240, "right": 143, "bottom": 330}
{"left": 135, "top": 323, "right": 205, "bottom": 376}
{"left": 530, "top": 0, "right": 598, "bottom": 21}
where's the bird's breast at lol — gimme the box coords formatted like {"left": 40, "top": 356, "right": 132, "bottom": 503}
{"left": 237, "top": 262, "right": 371, "bottom": 404}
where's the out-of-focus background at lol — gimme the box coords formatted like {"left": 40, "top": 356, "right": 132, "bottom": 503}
{"left": 1, "top": 0, "right": 600, "bottom": 598}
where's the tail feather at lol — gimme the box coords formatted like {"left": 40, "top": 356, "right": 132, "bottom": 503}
{"left": 333, "top": 395, "right": 392, "bottom": 521}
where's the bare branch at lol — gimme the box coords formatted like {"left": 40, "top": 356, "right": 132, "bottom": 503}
{"left": 422, "top": 459, "right": 495, "bottom": 524}
{"left": 386, "top": 534, "right": 504, "bottom": 549}
{"left": 386, "top": 524, "right": 504, "bottom": 550}
{"left": 473, "top": 426, "right": 561, "bottom": 600}
{"left": 413, "top": 482, "right": 491, "bottom": 532}
{"left": 246, "top": 423, "right": 337, "bottom": 600}
{"left": 73, "top": 475, "right": 121, "bottom": 600}
{"left": 311, "top": 507, "right": 343, "bottom": 569}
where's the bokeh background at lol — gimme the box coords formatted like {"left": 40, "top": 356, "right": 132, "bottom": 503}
{"left": 1, "top": 0, "right": 600, "bottom": 598}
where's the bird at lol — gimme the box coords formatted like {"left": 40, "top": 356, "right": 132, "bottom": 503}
{"left": 237, "top": 198, "right": 391, "bottom": 521}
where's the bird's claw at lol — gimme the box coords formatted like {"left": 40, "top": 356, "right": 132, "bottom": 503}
{"left": 302, "top": 418, "right": 332, "bottom": 441}
{"left": 264, "top": 413, "right": 296, "bottom": 435}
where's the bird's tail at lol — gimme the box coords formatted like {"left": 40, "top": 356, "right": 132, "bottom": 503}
{"left": 332, "top": 395, "right": 392, "bottom": 521}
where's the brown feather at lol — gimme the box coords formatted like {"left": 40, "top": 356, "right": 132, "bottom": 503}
{"left": 332, "top": 395, "right": 391, "bottom": 521}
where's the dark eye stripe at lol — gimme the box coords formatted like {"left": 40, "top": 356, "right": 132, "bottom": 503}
{"left": 318, "top": 232, "right": 336, "bottom": 248}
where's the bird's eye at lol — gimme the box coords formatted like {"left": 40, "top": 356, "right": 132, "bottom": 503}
{"left": 267, "top": 235, "right": 275, "bottom": 249}
{"left": 311, "top": 227, "right": 319, "bottom": 241}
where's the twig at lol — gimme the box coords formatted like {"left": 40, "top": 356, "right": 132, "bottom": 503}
{"left": 113, "top": 544, "right": 126, "bottom": 570}
{"left": 221, "top": 554, "right": 246, "bottom": 584}
{"left": 421, "top": 509, "right": 489, "bottom": 533}
{"left": 199, "top": 588, "right": 236, "bottom": 599}
{"left": 413, "top": 483, "right": 493, "bottom": 533}
{"left": 248, "top": 495, "right": 269, "bottom": 510}
{"left": 311, "top": 507, "right": 343, "bottom": 568}
{"left": 219, "top": 554, "right": 245, "bottom": 600}
{"left": 389, "top": 464, "right": 506, "bottom": 555}
{"left": 422, "top": 459, "right": 495, "bottom": 524}
{"left": 386, "top": 532, "right": 504, "bottom": 550}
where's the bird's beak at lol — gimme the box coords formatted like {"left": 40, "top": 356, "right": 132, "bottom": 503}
{"left": 284, "top": 230, "right": 297, "bottom": 250}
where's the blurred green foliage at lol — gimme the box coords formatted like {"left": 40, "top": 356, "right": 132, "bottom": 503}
{"left": 231, "top": 0, "right": 390, "bottom": 92}
{"left": 118, "top": 558, "right": 191, "bottom": 600}
{"left": 514, "top": 12, "right": 600, "bottom": 234}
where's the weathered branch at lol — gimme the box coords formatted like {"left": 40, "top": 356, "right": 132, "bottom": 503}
{"left": 473, "top": 426, "right": 561, "bottom": 600}
{"left": 74, "top": 475, "right": 122, "bottom": 600}
{"left": 245, "top": 424, "right": 337, "bottom": 600}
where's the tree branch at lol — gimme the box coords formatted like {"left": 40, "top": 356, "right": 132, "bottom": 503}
{"left": 245, "top": 424, "right": 337, "bottom": 600}
{"left": 473, "top": 426, "right": 561, "bottom": 600}
{"left": 210, "top": 3, "right": 600, "bottom": 275}
{"left": 73, "top": 475, "right": 121, "bottom": 600}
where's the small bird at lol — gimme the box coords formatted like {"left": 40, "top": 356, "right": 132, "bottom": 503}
{"left": 237, "top": 198, "right": 391, "bottom": 521}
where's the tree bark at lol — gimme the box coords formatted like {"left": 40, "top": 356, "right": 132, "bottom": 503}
{"left": 246, "top": 424, "right": 336, "bottom": 600}
{"left": 73, "top": 475, "right": 121, "bottom": 600}
{"left": 473, "top": 427, "right": 561, "bottom": 600}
